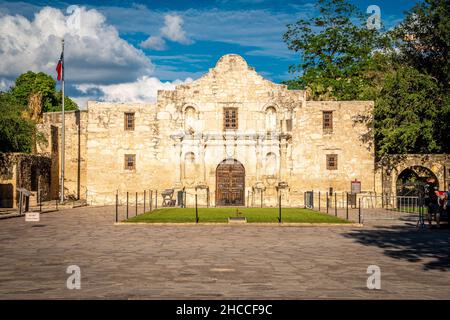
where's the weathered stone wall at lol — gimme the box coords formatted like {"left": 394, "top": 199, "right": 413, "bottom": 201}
{"left": 377, "top": 154, "right": 450, "bottom": 196}
{"left": 83, "top": 55, "right": 375, "bottom": 206}
{"left": 37, "top": 110, "right": 88, "bottom": 200}
{"left": 289, "top": 101, "right": 375, "bottom": 194}
{"left": 85, "top": 102, "right": 159, "bottom": 204}
{"left": 0, "top": 153, "right": 51, "bottom": 208}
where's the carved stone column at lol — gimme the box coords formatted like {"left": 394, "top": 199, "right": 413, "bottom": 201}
{"left": 279, "top": 134, "right": 289, "bottom": 182}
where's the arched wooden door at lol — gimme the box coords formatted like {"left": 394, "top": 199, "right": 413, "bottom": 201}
{"left": 216, "top": 159, "right": 245, "bottom": 206}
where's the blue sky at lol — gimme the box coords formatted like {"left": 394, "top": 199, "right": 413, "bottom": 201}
{"left": 0, "top": 0, "right": 418, "bottom": 107}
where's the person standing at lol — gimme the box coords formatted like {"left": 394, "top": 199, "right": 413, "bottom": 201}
{"left": 425, "top": 177, "right": 440, "bottom": 227}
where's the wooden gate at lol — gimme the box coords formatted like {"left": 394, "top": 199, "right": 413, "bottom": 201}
{"left": 216, "top": 159, "right": 245, "bottom": 206}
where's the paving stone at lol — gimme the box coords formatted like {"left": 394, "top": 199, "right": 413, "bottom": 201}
{"left": 0, "top": 206, "right": 448, "bottom": 299}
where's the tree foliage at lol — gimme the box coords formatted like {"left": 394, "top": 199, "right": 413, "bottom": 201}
{"left": 0, "top": 92, "right": 34, "bottom": 153}
{"left": 283, "top": 0, "right": 389, "bottom": 100}
{"left": 11, "top": 71, "right": 78, "bottom": 112}
{"left": 392, "top": 0, "right": 450, "bottom": 86}
{"left": 375, "top": 67, "right": 442, "bottom": 155}
{"left": 0, "top": 71, "right": 79, "bottom": 153}
{"left": 284, "top": 0, "right": 450, "bottom": 157}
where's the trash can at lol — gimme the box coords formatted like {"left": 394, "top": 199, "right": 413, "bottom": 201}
{"left": 305, "top": 191, "right": 314, "bottom": 209}
{"left": 177, "top": 191, "right": 184, "bottom": 208}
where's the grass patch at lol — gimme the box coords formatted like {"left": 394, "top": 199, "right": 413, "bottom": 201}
{"left": 125, "top": 207, "right": 350, "bottom": 224}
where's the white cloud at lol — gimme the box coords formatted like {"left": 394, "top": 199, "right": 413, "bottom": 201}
{"left": 0, "top": 6, "right": 154, "bottom": 84}
{"left": 140, "top": 13, "right": 192, "bottom": 50}
{"left": 0, "top": 78, "right": 13, "bottom": 91}
{"left": 160, "top": 14, "right": 191, "bottom": 44}
{"left": 140, "top": 35, "right": 167, "bottom": 50}
{"left": 76, "top": 76, "right": 193, "bottom": 103}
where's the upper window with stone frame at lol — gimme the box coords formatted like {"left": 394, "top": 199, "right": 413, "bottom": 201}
{"left": 223, "top": 107, "right": 238, "bottom": 130}
{"left": 326, "top": 154, "right": 338, "bottom": 170}
{"left": 322, "top": 111, "right": 333, "bottom": 134}
{"left": 124, "top": 154, "right": 136, "bottom": 171}
{"left": 124, "top": 112, "right": 135, "bottom": 131}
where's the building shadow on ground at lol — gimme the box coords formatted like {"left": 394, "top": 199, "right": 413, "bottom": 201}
{"left": 343, "top": 223, "right": 450, "bottom": 271}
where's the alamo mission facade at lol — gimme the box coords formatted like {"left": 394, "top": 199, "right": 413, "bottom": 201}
{"left": 36, "top": 54, "right": 377, "bottom": 206}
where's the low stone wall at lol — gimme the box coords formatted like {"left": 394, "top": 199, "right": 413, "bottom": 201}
{"left": 0, "top": 153, "right": 52, "bottom": 208}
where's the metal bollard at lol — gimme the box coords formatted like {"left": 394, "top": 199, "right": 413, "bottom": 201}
{"left": 195, "top": 194, "right": 199, "bottom": 223}
{"left": 115, "top": 193, "right": 118, "bottom": 223}
{"left": 150, "top": 190, "right": 153, "bottom": 212}
{"left": 358, "top": 198, "right": 361, "bottom": 224}
{"left": 346, "top": 192, "right": 349, "bottom": 220}
{"left": 278, "top": 194, "right": 282, "bottom": 223}
{"left": 318, "top": 191, "right": 321, "bottom": 211}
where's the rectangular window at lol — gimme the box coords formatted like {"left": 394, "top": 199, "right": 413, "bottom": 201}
{"left": 223, "top": 108, "right": 238, "bottom": 130}
{"left": 124, "top": 113, "right": 135, "bottom": 131}
{"left": 124, "top": 154, "right": 136, "bottom": 170}
{"left": 326, "top": 154, "right": 338, "bottom": 170}
{"left": 323, "top": 111, "right": 333, "bottom": 133}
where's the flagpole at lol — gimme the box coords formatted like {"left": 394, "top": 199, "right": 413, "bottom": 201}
{"left": 60, "top": 38, "right": 65, "bottom": 204}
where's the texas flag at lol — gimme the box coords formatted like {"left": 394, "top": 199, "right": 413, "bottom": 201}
{"left": 56, "top": 51, "right": 63, "bottom": 81}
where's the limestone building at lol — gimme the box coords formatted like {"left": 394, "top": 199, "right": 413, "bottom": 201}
{"left": 37, "top": 54, "right": 375, "bottom": 206}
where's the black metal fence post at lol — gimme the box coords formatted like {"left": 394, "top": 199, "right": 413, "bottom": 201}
{"left": 334, "top": 192, "right": 337, "bottom": 217}
{"left": 195, "top": 194, "right": 199, "bottom": 223}
{"left": 38, "top": 188, "right": 42, "bottom": 212}
{"left": 56, "top": 198, "right": 58, "bottom": 210}
{"left": 326, "top": 192, "right": 329, "bottom": 214}
{"left": 144, "top": 190, "right": 146, "bottom": 213}
{"left": 135, "top": 192, "right": 138, "bottom": 216}
{"left": 115, "top": 193, "right": 118, "bottom": 223}
{"left": 278, "top": 193, "right": 282, "bottom": 223}
{"left": 358, "top": 198, "right": 361, "bottom": 224}
{"left": 126, "top": 192, "right": 129, "bottom": 219}
{"left": 318, "top": 191, "right": 321, "bottom": 211}
{"left": 150, "top": 190, "right": 153, "bottom": 212}
{"left": 346, "top": 192, "right": 349, "bottom": 220}
{"left": 155, "top": 190, "right": 158, "bottom": 209}
{"left": 260, "top": 189, "right": 263, "bottom": 208}
{"left": 19, "top": 192, "right": 23, "bottom": 216}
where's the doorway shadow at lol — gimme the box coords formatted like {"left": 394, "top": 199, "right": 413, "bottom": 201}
{"left": 343, "top": 224, "right": 450, "bottom": 271}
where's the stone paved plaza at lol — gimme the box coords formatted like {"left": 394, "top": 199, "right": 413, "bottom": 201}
{"left": 0, "top": 206, "right": 449, "bottom": 299}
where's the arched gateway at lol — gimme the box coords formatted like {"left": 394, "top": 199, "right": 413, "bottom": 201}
{"left": 216, "top": 159, "right": 245, "bottom": 206}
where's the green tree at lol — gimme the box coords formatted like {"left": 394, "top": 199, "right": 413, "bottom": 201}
{"left": 375, "top": 67, "right": 442, "bottom": 156}
{"left": 0, "top": 92, "right": 34, "bottom": 153}
{"left": 283, "top": 0, "right": 389, "bottom": 100}
{"left": 389, "top": 0, "right": 450, "bottom": 154}
{"left": 392, "top": 0, "right": 450, "bottom": 86}
{"left": 11, "top": 71, "right": 78, "bottom": 112}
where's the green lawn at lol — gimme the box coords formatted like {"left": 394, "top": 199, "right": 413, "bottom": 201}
{"left": 125, "top": 207, "right": 350, "bottom": 223}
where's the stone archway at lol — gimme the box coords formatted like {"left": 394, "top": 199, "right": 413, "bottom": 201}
{"left": 396, "top": 166, "right": 439, "bottom": 196}
{"left": 216, "top": 159, "right": 245, "bottom": 206}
